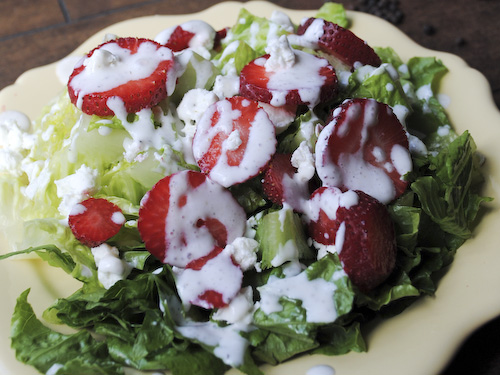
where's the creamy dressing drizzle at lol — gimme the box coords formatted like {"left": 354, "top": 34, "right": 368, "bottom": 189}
{"left": 315, "top": 99, "right": 412, "bottom": 204}
{"left": 193, "top": 99, "right": 276, "bottom": 187}
{"left": 306, "top": 364, "right": 336, "bottom": 375}
{"left": 159, "top": 171, "right": 245, "bottom": 266}
{"left": 174, "top": 248, "right": 243, "bottom": 309}
{"left": 258, "top": 269, "right": 342, "bottom": 323}
{"left": 176, "top": 321, "right": 250, "bottom": 367}
{"left": 266, "top": 49, "right": 329, "bottom": 107}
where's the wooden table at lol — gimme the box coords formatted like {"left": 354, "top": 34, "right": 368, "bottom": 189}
{"left": 1, "top": 0, "right": 499, "bottom": 374}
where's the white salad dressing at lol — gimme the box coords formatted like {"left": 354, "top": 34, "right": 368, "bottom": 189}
{"left": 269, "top": 10, "right": 295, "bottom": 33}
{"left": 175, "top": 49, "right": 217, "bottom": 90}
{"left": 177, "top": 87, "right": 219, "bottom": 164}
{"left": 107, "top": 97, "right": 180, "bottom": 163}
{"left": 287, "top": 17, "right": 325, "bottom": 49}
{"left": 212, "top": 286, "right": 255, "bottom": 324}
{"left": 306, "top": 188, "right": 359, "bottom": 223}
{"left": 306, "top": 364, "right": 336, "bottom": 375}
{"left": 174, "top": 247, "right": 243, "bottom": 309}
{"left": 192, "top": 98, "right": 276, "bottom": 187}
{"left": 258, "top": 102, "right": 296, "bottom": 134}
{"left": 91, "top": 243, "right": 131, "bottom": 289}
{"left": 176, "top": 321, "right": 250, "bottom": 367}
{"left": 155, "top": 20, "right": 216, "bottom": 59}
{"left": 260, "top": 47, "right": 330, "bottom": 108}
{"left": 155, "top": 170, "right": 246, "bottom": 266}
{"left": 258, "top": 267, "right": 345, "bottom": 323}
{"left": 315, "top": 99, "right": 412, "bottom": 204}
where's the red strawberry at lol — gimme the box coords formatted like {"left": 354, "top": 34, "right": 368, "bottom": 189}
{"left": 162, "top": 25, "right": 195, "bottom": 52}
{"left": 296, "top": 17, "right": 382, "bottom": 69}
{"left": 68, "top": 198, "right": 125, "bottom": 248}
{"left": 262, "top": 153, "right": 309, "bottom": 211}
{"left": 137, "top": 170, "right": 246, "bottom": 267}
{"left": 155, "top": 20, "right": 217, "bottom": 52}
{"left": 176, "top": 246, "right": 243, "bottom": 309}
{"left": 239, "top": 50, "right": 338, "bottom": 108}
{"left": 307, "top": 187, "right": 397, "bottom": 292}
{"left": 315, "top": 98, "right": 412, "bottom": 204}
{"left": 192, "top": 96, "right": 276, "bottom": 188}
{"left": 214, "top": 27, "right": 229, "bottom": 51}
{"left": 67, "top": 37, "right": 175, "bottom": 116}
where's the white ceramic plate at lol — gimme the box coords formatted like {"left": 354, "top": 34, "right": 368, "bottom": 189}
{"left": 1, "top": 2, "right": 500, "bottom": 375}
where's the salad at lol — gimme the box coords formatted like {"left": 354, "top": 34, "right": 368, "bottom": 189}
{"left": 0, "top": 2, "right": 491, "bottom": 375}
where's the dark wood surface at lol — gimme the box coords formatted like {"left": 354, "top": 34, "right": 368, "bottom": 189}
{"left": 1, "top": 1, "right": 500, "bottom": 374}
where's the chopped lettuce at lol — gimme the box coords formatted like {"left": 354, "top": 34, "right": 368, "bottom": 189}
{"left": 315, "top": 2, "right": 349, "bottom": 28}
{"left": 222, "top": 8, "right": 291, "bottom": 56}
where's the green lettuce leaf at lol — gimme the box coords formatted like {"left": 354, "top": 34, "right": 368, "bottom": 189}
{"left": 315, "top": 2, "right": 349, "bottom": 28}
{"left": 223, "top": 8, "right": 291, "bottom": 56}
{"left": 11, "top": 289, "right": 122, "bottom": 375}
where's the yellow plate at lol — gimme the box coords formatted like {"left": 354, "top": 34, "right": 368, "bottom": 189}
{"left": 1, "top": 2, "right": 500, "bottom": 374}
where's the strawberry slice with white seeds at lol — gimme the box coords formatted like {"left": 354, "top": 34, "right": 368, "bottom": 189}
{"left": 296, "top": 17, "right": 382, "bottom": 70}
{"left": 175, "top": 246, "right": 243, "bottom": 309}
{"left": 137, "top": 170, "right": 246, "bottom": 267}
{"left": 68, "top": 37, "right": 175, "bottom": 116}
{"left": 239, "top": 49, "right": 338, "bottom": 108}
{"left": 192, "top": 96, "right": 277, "bottom": 187}
{"left": 307, "top": 187, "right": 397, "bottom": 292}
{"left": 68, "top": 198, "right": 125, "bottom": 248}
{"left": 315, "top": 98, "right": 412, "bottom": 204}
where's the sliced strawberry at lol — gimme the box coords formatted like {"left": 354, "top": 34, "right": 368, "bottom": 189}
{"left": 192, "top": 96, "right": 277, "bottom": 187}
{"left": 296, "top": 17, "right": 382, "bottom": 69}
{"left": 137, "top": 170, "right": 246, "bottom": 267}
{"left": 162, "top": 25, "right": 195, "bottom": 52}
{"left": 214, "top": 27, "right": 229, "bottom": 51}
{"left": 68, "top": 198, "right": 125, "bottom": 248}
{"left": 262, "top": 153, "right": 309, "bottom": 211}
{"left": 67, "top": 37, "right": 175, "bottom": 116}
{"left": 315, "top": 98, "right": 412, "bottom": 204}
{"left": 155, "top": 20, "right": 217, "bottom": 52}
{"left": 175, "top": 246, "right": 243, "bottom": 309}
{"left": 239, "top": 50, "right": 338, "bottom": 108}
{"left": 307, "top": 187, "right": 397, "bottom": 292}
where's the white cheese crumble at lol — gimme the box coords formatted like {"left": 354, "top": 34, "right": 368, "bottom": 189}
{"left": 91, "top": 243, "right": 131, "bottom": 289}
{"left": 213, "top": 73, "right": 240, "bottom": 99}
{"left": 265, "top": 34, "right": 296, "bottom": 71}
{"left": 54, "top": 164, "right": 99, "bottom": 219}
{"left": 0, "top": 111, "right": 36, "bottom": 175}
{"left": 224, "top": 237, "right": 259, "bottom": 271}
{"left": 291, "top": 141, "right": 315, "bottom": 182}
